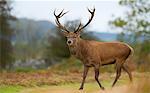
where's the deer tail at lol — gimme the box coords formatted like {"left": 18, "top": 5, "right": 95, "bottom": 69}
{"left": 125, "top": 44, "right": 134, "bottom": 62}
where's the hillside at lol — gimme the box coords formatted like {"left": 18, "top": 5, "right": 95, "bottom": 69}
{"left": 9, "top": 18, "right": 55, "bottom": 43}
{"left": 9, "top": 18, "right": 118, "bottom": 43}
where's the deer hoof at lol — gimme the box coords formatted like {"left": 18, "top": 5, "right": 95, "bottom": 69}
{"left": 79, "top": 87, "right": 83, "bottom": 90}
{"left": 101, "top": 87, "right": 105, "bottom": 90}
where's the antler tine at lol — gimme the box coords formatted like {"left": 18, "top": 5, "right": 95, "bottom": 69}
{"left": 60, "top": 11, "right": 69, "bottom": 18}
{"left": 58, "top": 9, "right": 64, "bottom": 17}
{"left": 75, "top": 8, "right": 95, "bottom": 33}
{"left": 74, "top": 22, "right": 82, "bottom": 33}
{"left": 54, "top": 9, "right": 58, "bottom": 17}
{"left": 88, "top": 7, "right": 95, "bottom": 14}
{"left": 79, "top": 8, "right": 95, "bottom": 30}
{"left": 54, "top": 9, "right": 64, "bottom": 17}
{"left": 54, "top": 9, "right": 69, "bottom": 33}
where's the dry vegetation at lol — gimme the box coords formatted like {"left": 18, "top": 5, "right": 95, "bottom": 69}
{"left": 0, "top": 58, "right": 149, "bottom": 93}
{"left": 19, "top": 74, "right": 150, "bottom": 93}
{"left": 0, "top": 71, "right": 79, "bottom": 87}
{"left": 1, "top": 71, "right": 149, "bottom": 93}
{"left": 0, "top": 69, "right": 149, "bottom": 87}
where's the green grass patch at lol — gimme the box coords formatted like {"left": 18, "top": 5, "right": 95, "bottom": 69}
{"left": 13, "top": 67, "right": 36, "bottom": 73}
{"left": 20, "top": 80, "right": 127, "bottom": 93}
{"left": 0, "top": 85, "right": 24, "bottom": 93}
{"left": 43, "top": 78, "right": 127, "bottom": 90}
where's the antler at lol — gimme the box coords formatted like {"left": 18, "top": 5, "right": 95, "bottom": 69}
{"left": 54, "top": 9, "right": 69, "bottom": 33}
{"left": 74, "top": 8, "right": 95, "bottom": 33}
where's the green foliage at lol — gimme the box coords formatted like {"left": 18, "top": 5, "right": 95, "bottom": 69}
{"left": 110, "top": 0, "right": 150, "bottom": 42}
{"left": 43, "top": 28, "right": 70, "bottom": 65}
{"left": 110, "top": 0, "right": 150, "bottom": 71}
{"left": 140, "top": 40, "right": 150, "bottom": 55}
{"left": 49, "top": 57, "right": 83, "bottom": 73}
{"left": 110, "top": 18, "right": 127, "bottom": 27}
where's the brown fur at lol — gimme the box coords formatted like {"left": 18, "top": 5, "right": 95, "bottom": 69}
{"left": 67, "top": 37, "right": 134, "bottom": 90}
{"left": 70, "top": 39, "right": 131, "bottom": 66}
{"left": 53, "top": 8, "right": 134, "bottom": 90}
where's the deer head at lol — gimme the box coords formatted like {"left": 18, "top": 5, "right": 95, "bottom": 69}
{"left": 54, "top": 8, "right": 95, "bottom": 47}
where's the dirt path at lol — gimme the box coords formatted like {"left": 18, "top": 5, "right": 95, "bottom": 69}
{"left": 20, "top": 83, "right": 133, "bottom": 93}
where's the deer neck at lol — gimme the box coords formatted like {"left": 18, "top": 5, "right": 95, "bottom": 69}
{"left": 68, "top": 38, "right": 86, "bottom": 58}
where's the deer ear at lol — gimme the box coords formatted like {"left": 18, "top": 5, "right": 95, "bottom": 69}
{"left": 74, "top": 30, "right": 82, "bottom": 35}
{"left": 62, "top": 31, "right": 69, "bottom": 36}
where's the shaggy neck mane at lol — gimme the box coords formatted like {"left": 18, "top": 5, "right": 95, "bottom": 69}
{"left": 69, "top": 38, "right": 89, "bottom": 59}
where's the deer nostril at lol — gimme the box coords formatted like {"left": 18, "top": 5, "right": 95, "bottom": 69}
{"left": 68, "top": 41, "right": 71, "bottom": 44}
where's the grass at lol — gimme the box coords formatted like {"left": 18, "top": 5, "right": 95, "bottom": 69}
{"left": 0, "top": 58, "right": 149, "bottom": 93}
{"left": 19, "top": 77, "right": 150, "bottom": 93}
{"left": 0, "top": 85, "right": 24, "bottom": 93}
{"left": 17, "top": 79, "right": 131, "bottom": 93}
{"left": 13, "top": 67, "right": 36, "bottom": 73}
{"left": 0, "top": 72, "right": 128, "bottom": 93}
{"left": 19, "top": 82, "right": 114, "bottom": 93}
{"left": 0, "top": 72, "right": 149, "bottom": 93}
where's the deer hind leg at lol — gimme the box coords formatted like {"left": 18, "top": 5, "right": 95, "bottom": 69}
{"left": 94, "top": 65, "right": 105, "bottom": 90}
{"left": 122, "top": 64, "right": 133, "bottom": 82}
{"left": 79, "top": 66, "right": 89, "bottom": 90}
{"left": 112, "top": 62, "right": 122, "bottom": 87}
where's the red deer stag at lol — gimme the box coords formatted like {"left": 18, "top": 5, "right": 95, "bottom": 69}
{"left": 53, "top": 8, "right": 134, "bottom": 90}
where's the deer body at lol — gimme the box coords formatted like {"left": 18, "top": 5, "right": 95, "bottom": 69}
{"left": 69, "top": 39, "right": 131, "bottom": 67}
{"left": 54, "top": 8, "right": 133, "bottom": 90}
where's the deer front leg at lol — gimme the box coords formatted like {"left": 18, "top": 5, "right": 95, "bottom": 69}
{"left": 94, "top": 65, "right": 105, "bottom": 90}
{"left": 79, "top": 66, "right": 89, "bottom": 90}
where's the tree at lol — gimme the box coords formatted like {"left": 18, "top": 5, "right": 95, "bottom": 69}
{"left": 109, "top": 0, "right": 150, "bottom": 71}
{"left": 0, "top": 0, "right": 14, "bottom": 70}
{"left": 110, "top": 0, "right": 150, "bottom": 43}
